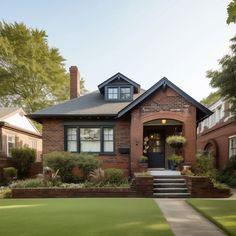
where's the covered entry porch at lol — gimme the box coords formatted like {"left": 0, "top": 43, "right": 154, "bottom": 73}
{"left": 143, "top": 119, "right": 183, "bottom": 169}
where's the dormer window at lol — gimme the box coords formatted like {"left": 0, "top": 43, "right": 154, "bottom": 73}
{"left": 120, "top": 87, "right": 131, "bottom": 100}
{"left": 106, "top": 86, "right": 133, "bottom": 101}
{"left": 108, "top": 88, "right": 118, "bottom": 100}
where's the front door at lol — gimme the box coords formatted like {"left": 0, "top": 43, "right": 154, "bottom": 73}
{"left": 146, "top": 132, "right": 165, "bottom": 168}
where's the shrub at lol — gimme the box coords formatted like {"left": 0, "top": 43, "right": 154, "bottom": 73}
{"left": 12, "top": 148, "right": 36, "bottom": 179}
{"left": 104, "top": 168, "right": 125, "bottom": 184}
{"left": 44, "top": 151, "right": 102, "bottom": 182}
{"left": 217, "top": 155, "right": 236, "bottom": 187}
{"left": 44, "top": 151, "right": 78, "bottom": 182}
{"left": 0, "top": 188, "right": 12, "bottom": 198}
{"left": 3, "top": 167, "right": 17, "bottom": 182}
{"left": 75, "top": 153, "right": 102, "bottom": 180}
{"left": 195, "top": 151, "right": 217, "bottom": 180}
{"left": 10, "top": 178, "right": 61, "bottom": 188}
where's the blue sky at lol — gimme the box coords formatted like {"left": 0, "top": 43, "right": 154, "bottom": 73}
{"left": 1, "top": 0, "right": 235, "bottom": 101}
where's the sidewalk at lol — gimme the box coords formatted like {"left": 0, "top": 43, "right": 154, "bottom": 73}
{"left": 155, "top": 199, "right": 226, "bottom": 236}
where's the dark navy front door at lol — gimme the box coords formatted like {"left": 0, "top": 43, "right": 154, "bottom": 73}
{"left": 147, "top": 132, "right": 165, "bottom": 168}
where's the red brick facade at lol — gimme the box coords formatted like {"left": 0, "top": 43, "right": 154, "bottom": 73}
{"left": 41, "top": 87, "right": 198, "bottom": 175}
{"left": 197, "top": 119, "right": 236, "bottom": 168}
{"left": 130, "top": 88, "right": 197, "bottom": 173}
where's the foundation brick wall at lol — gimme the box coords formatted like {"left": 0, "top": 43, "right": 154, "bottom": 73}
{"left": 184, "top": 176, "right": 231, "bottom": 198}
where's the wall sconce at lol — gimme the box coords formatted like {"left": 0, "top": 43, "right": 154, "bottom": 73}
{"left": 161, "top": 119, "right": 167, "bottom": 124}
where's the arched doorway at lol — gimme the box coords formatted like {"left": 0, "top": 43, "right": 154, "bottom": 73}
{"left": 143, "top": 119, "right": 183, "bottom": 169}
{"left": 204, "top": 139, "right": 218, "bottom": 168}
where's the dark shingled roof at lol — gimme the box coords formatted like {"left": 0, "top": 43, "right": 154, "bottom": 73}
{"left": 30, "top": 89, "right": 145, "bottom": 119}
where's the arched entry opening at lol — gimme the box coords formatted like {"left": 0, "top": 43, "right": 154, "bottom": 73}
{"left": 204, "top": 139, "right": 218, "bottom": 168}
{"left": 143, "top": 119, "right": 183, "bottom": 169}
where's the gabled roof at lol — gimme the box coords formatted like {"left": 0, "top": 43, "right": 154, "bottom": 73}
{"left": 98, "top": 72, "right": 140, "bottom": 94}
{"left": 117, "top": 77, "right": 213, "bottom": 122}
{"left": 0, "top": 107, "right": 20, "bottom": 120}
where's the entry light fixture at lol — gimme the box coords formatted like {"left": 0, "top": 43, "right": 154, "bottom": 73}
{"left": 161, "top": 119, "right": 167, "bottom": 124}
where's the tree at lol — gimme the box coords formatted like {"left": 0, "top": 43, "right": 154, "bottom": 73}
{"left": 201, "top": 91, "right": 221, "bottom": 107}
{"left": 0, "top": 22, "right": 86, "bottom": 113}
{"left": 206, "top": 35, "right": 236, "bottom": 118}
{"left": 227, "top": 0, "right": 236, "bottom": 24}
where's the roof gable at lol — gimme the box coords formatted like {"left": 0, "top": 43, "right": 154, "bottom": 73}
{"left": 98, "top": 72, "right": 140, "bottom": 94}
{"left": 118, "top": 77, "right": 212, "bottom": 122}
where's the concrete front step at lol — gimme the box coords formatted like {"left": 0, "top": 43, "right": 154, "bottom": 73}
{"left": 154, "top": 187, "right": 188, "bottom": 193}
{"left": 154, "top": 178, "right": 185, "bottom": 183}
{"left": 154, "top": 183, "right": 187, "bottom": 188}
{"left": 154, "top": 192, "right": 191, "bottom": 198}
{"left": 152, "top": 175, "right": 184, "bottom": 179}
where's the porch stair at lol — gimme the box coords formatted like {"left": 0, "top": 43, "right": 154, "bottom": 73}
{"left": 152, "top": 175, "right": 191, "bottom": 198}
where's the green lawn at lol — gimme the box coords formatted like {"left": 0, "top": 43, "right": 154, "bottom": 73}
{"left": 187, "top": 199, "right": 236, "bottom": 236}
{"left": 0, "top": 198, "right": 173, "bottom": 236}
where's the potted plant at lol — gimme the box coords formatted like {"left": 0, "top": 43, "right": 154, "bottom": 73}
{"left": 168, "top": 154, "right": 184, "bottom": 170}
{"left": 139, "top": 155, "right": 148, "bottom": 163}
{"left": 166, "top": 135, "right": 186, "bottom": 149}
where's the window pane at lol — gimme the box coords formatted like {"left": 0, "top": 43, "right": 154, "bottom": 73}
{"left": 81, "top": 141, "right": 101, "bottom": 152}
{"left": 108, "top": 88, "right": 118, "bottom": 99}
{"left": 80, "top": 128, "right": 100, "bottom": 140}
{"left": 67, "top": 128, "right": 77, "bottom": 140}
{"left": 120, "top": 87, "right": 131, "bottom": 100}
{"left": 68, "top": 141, "right": 77, "bottom": 152}
{"left": 104, "top": 141, "right": 114, "bottom": 152}
{"left": 80, "top": 128, "right": 101, "bottom": 152}
{"left": 103, "top": 128, "right": 114, "bottom": 152}
{"left": 67, "top": 128, "right": 77, "bottom": 152}
{"left": 104, "top": 128, "right": 114, "bottom": 141}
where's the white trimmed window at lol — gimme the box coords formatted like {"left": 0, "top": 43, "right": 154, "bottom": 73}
{"left": 229, "top": 136, "right": 236, "bottom": 158}
{"left": 7, "top": 135, "right": 15, "bottom": 157}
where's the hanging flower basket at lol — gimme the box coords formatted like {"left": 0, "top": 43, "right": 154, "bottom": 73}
{"left": 166, "top": 135, "right": 186, "bottom": 149}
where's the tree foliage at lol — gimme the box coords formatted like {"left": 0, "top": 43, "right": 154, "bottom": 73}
{"left": 206, "top": 35, "right": 236, "bottom": 118}
{"left": 200, "top": 91, "right": 221, "bottom": 107}
{"left": 0, "top": 22, "right": 86, "bottom": 113}
{"left": 227, "top": 0, "right": 236, "bottom": 24}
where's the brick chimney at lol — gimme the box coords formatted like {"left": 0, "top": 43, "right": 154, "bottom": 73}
{"left": 69, "top": 66, "right": 80, "bottom": 99}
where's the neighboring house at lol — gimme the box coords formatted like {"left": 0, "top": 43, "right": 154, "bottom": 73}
{"left": 197, "top": 99, "right": 236, "bottom": 168}
{"left": 30, "top": 66, "right": 211, "bottom": 176}
{"left": 0, "top": 107, "right": 42, "bottom": 163}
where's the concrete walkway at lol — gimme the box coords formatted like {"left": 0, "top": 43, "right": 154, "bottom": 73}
{"left": 155, "top": 199, "right": 226, "bottom": 236}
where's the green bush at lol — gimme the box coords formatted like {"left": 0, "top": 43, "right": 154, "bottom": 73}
{"left": 0, "top": 188, "right": 12, "bottom": 198}
{"left": 3, "top": 167, "right": 17, "bottom": 182}
{"left": 12, "top": 148, "right": 36, "bottom": 179}
{"left": 217, "top": 155, "right": 236, "bottom": 187}
{"left": 44, "top": 151, "right": 101, "bottom": 183}
{"left": 195, "top": 151, "right": 217, "bottom": 180}
{"left": 75, "top": 153, "right": 102, "bottom": 180}
{"left": 104, "top": 168, "right": 125, "bottom": 184}
{"left": 10, "top": 178, "right": 61, "bottom": 188}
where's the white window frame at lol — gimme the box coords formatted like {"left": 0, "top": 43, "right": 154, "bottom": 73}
{"left": 7, "top": 134, "right": 15, "bottom": 157}
{"left": 229, "top": 135, "right": 236, "bottom": 158}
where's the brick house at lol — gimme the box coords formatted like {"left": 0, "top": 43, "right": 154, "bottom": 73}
{"left": 30, "top": 66, "right": 211, "bottom": 176}
{"left": 0, "top": 107, "right": 42, "bottom": 172}
{"left": 197, "top": 98, "right": 236, "bottom": 168}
